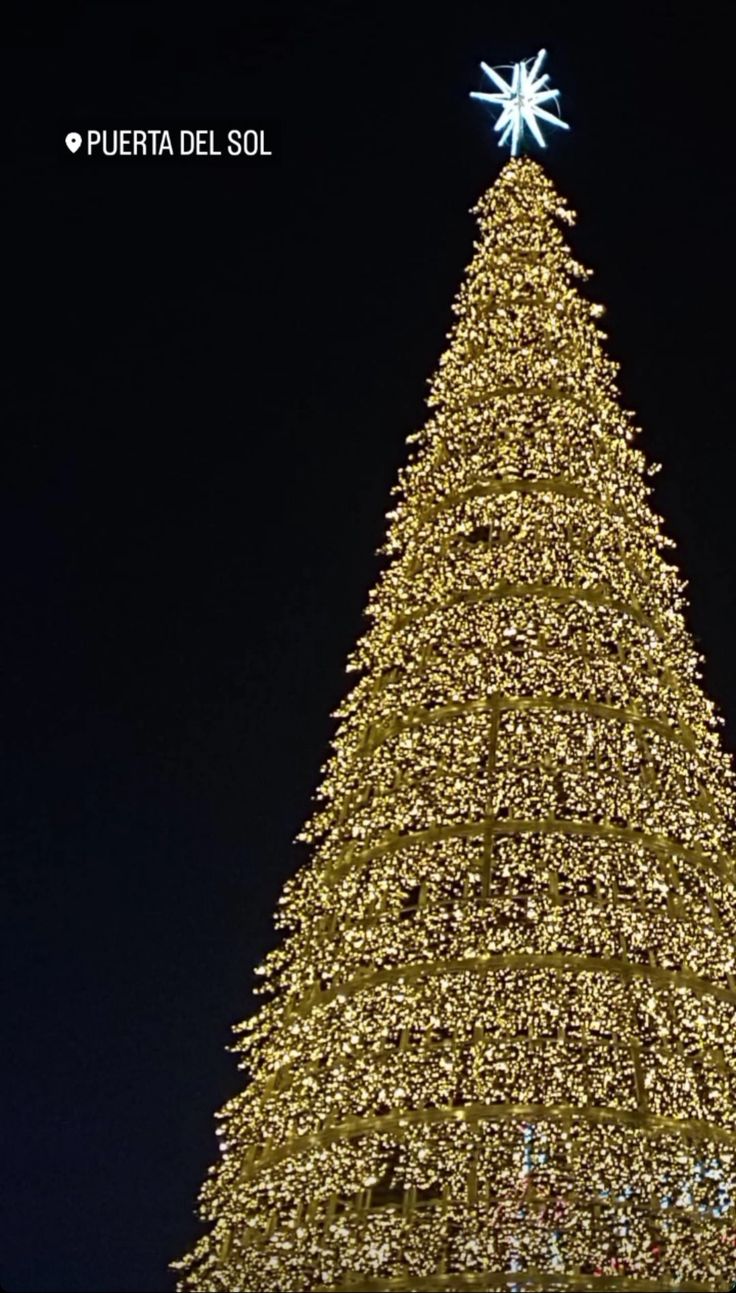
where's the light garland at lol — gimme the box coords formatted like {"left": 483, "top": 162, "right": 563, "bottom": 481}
{"left": 174, "top": 158, "right": 736, "bottom": 1292}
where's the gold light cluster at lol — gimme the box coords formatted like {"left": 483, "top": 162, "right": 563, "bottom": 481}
{"left": 174, "top": 158, "right": 736, "bottom": 1291}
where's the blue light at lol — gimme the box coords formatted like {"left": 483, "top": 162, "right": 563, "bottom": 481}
{"left": 470, "top": 49, "right": 569, "bottom": 156}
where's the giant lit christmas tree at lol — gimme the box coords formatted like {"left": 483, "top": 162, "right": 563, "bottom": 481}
{"left": 176, "top": 52, "right": 736, "bottom": 1292}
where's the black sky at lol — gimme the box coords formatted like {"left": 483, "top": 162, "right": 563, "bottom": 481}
{"left": 2, "top": 3, "right": 736, "bottom": 1290}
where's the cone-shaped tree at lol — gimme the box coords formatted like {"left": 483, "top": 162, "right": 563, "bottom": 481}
{"left": 175, "top": 159, "right": 736, "bottom": 1291}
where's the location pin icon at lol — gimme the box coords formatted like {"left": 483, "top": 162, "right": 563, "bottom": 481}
{"left": 65, "top": 132, "right": 82, "bottom": 153}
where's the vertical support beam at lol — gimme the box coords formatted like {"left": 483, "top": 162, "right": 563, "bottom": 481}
{"left": 631, "top": 1039, "right": 648, "bottom": 1113}
{"left": 482, "top": 691, "right": 502, "bottom": 901}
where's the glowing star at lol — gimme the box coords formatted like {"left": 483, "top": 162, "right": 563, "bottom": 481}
{"left": 470, "top": 48, "right": 569, "bottom": 155}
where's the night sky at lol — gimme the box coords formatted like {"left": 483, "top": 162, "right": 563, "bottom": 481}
{"left": 3, "top": 3, "right": 736, "bottom": 1290}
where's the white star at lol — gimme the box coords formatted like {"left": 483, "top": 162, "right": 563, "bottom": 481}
{"left": 470, "top": 49, "right": 569, "bottom": 155}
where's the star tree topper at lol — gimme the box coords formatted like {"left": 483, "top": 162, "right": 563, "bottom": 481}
{"left": 470, "top": 49, "right": 569, "bottom": 155}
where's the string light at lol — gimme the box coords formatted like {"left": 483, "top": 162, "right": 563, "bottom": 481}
{"left": 174, "top": 158, "right": 736, "bottom": 1292}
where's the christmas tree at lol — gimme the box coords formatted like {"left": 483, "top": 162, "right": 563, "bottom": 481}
{"left": 175, "top": 105, "right": 736, "bottom": 1293}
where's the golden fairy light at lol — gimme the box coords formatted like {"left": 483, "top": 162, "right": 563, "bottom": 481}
{"left": 174, "top": 158, "right": 736, "bottom": 1292}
